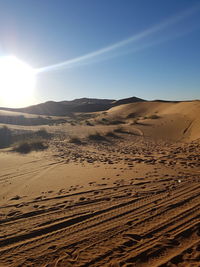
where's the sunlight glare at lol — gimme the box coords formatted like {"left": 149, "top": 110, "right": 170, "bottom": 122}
{"left": 0, "top": 56, "right": 36, "bottom": 107}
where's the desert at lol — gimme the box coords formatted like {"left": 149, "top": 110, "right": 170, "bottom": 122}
{"left": 0, "top": 98, "right": 199, "bottom": 266}
{"left": 1, "top": 1, "right": 200, "bottom": 266}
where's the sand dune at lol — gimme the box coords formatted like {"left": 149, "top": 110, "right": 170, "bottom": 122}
{"left": 1, "top": 99, "right": 199, "bottom": 142}
{"left": 100, "top": 100, "right": 200, "bottom": 141}
{"left": 0, "top": 99, "right": 199, "bottom": 266}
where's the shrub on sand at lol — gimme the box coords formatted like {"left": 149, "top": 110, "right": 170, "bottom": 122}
{"left": 127, "top": 112, "right": 136, "bottom": 119}
{"left": 69, "top": 136, "right": 82, "bottom": 144}
{"left": 114, "top": 127, "right": 125, "bottom": 133}
{"left": 85, "top": 120, "right": 93, "bottom": 126}
{"left": 0, "top": 126, "right": 12, "bottom": 148}
{"left": 35, "top": 128, "right": 51, "bottom": 138}
{"left": 88, "top": 132, "right": 107, "bottom": 141}
{"left": 13, "top": 139, "right": 47, "bottom": 154}
{"left": 105, "top": 131, "right": 119, "bottom": 138}
{"left": 148, "top": 114, "right": 160, "bottom": 119}
{"left": 109, "top": 120, "right": 125, "bottom": 125}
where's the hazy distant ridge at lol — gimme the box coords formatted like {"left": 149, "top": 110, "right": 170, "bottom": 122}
{"left": 0, "top": 96, "right": 145, "bottom": 116}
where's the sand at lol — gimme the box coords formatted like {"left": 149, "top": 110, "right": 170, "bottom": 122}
{"left": 0, "top": 101, "right": 200, "bottom": 266}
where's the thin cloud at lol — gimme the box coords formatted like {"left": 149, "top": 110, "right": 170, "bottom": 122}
{"left": 37, "top": 3, "right": 200, "bottom": 73}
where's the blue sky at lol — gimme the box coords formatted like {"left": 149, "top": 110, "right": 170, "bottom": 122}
{"left": 0, "top": 0, "right": 200, "bottom": 106}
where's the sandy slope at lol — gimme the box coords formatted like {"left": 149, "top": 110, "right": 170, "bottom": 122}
{"left": 0, "top": 101, "right": 200, "bottom": 266}
{"left": 100, "top": 100, "right": 200, "bottom": 141}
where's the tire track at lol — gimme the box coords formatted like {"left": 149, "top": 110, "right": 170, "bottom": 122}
{"left": 0, "top": 179, "right": 199, "bottom": 266}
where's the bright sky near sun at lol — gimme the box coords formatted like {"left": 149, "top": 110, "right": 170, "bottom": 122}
{"left": 0, "top": 0, "right": 200, "bottom": 107}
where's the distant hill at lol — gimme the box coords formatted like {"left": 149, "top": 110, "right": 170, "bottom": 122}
{"left": 0, "top": 97, "right": 146, "bottom": 116}
{"left": 112, "top": 96, "right": 146, "bottom": 106}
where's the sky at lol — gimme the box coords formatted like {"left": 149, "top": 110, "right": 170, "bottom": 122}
{"left": 0, "top": 0, "right": 200, "bottom": 107}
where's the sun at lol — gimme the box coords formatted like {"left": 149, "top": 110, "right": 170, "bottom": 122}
{"left": 0, "top": 56, "right": 36, "bottom": 107}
